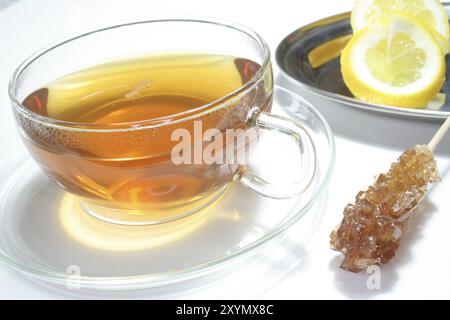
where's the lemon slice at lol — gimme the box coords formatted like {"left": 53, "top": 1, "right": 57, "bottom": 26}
{"left": 426, "top": 93, "right": 446, "bottom": 110}
{"left": 341, "top": 13, "right": 445, "bottom": 108}
{"left": 308, "top": 35, "right": 352, "bottom": 68}
{"left": 351, "top": 0, "right": 450, "bottom": 47}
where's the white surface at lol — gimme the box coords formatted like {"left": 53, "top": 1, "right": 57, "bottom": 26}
{"left": 1, "top": 0, "right": 450, "bottom": 299}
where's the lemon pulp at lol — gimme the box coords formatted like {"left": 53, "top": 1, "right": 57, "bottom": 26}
{"left": 365, "top": 32, "right": 426, "bottom": 87}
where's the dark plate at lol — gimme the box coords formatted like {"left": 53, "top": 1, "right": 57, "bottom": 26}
{"left": 276, "top": 8, "right": 450, "bottom": 121}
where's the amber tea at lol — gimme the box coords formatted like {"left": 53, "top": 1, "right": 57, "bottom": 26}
{"left": 19, "top": 53, "right": 270, "bottom": 220}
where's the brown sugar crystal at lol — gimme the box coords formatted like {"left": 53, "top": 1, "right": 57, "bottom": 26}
{"left": 330, "top": 145, "right": 440, "bottom": 272}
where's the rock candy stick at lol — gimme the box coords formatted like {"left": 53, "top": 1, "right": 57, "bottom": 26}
{"left": 331, "top": 117, "right": 450, "bottom": 272}
{"left": 429, "top": 115, "right": 450, "bottom": 152}
{"left": 330, "top": 145, "right": 439, "bottom": 272}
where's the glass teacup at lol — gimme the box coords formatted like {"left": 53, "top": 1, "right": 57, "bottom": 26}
{"left": 9, "top": 18, "right": 316, "bottom": 225}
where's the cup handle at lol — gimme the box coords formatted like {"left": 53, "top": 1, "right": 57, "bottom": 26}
{"left": 238, "top": 107, "right": 317, "bottom": 199}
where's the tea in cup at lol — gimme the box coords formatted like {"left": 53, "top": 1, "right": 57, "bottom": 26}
{"left": 10, "top": 19, "right": 315, "bottom": 225}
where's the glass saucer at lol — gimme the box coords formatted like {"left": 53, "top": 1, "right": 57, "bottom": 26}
{"left": 0, "top": 87, "right": 335, "bottom": 290}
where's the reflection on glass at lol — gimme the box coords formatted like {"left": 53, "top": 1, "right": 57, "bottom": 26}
{"left": 59, "top": 193, "right": 221, "bottom": 252}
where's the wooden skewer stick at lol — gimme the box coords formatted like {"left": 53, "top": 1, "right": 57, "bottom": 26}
{"left": 428, "top": 116, "right": 450, "bottom": 152}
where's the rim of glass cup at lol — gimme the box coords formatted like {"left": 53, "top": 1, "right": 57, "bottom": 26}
{"left": 0, "top": 86, "right": 335, "bottom": 290}
{"left": 8, "top": 17, "right": 271, "bottom": 132}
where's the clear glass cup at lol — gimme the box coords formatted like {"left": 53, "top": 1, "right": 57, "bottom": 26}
{"left": 9, "top": 18, "right": 316, "bottom": 225}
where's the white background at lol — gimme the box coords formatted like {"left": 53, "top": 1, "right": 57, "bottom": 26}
{"left": 1, "top": 0, "right": 450, "bottom": 299}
